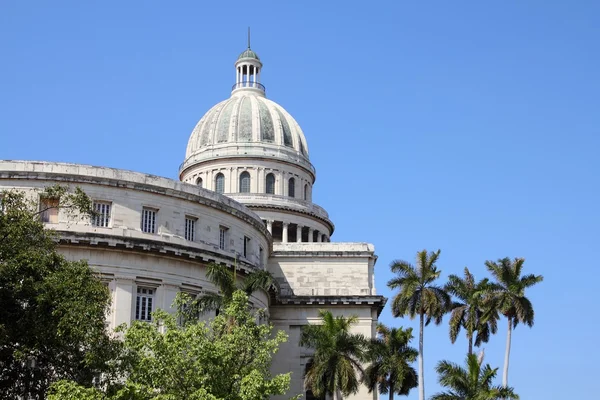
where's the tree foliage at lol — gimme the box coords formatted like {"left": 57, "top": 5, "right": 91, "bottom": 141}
{"left": 192, "top": 262, "right": 276, "bottom": 316}
{"left": 363, "top": 324, "right": 418, "bottom": 400}
{"left": 445, "top": 268, "right": 498, "bottom": 355}
{"left": 0, "top": 187, "right": 117, "bottom": 399}
{"left": 300, "top": 310, "right": 366, "bottom": 400}
{"left": 49, "top": 291, "right": 296, "bottom": 400}
{"left": 430, "top": 353, "right": 519, "bottom": 400}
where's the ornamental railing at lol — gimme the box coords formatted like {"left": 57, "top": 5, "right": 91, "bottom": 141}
{"left": 231, "top": 81, "right": 266, "bottom": 92}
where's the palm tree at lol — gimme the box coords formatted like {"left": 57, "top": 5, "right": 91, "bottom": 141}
{"left": 430, "top": 353, "right": 519, "bottom": 400}
{"left": 195, "top": 262, "right": 275, "bottom": 314}
{"left": 387, "top": 249, "right": 451, "bottom": 400}
{"left": 300, "top": 310, "right": 366, "bottom": 400}
{"left": 485, "top": 257, "right": 543, "bottom": 388}
{"left": 363, "top": 323, "right": 418, "bottom": 400}
{"left": 446, "top": 268, "right": 498, "bottom": 355}
{"left": 388, "top": 250, "right": 450, "bottom": 400}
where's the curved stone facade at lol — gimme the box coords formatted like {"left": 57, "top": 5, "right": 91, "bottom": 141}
{"left": 0, "top": 160, "right": 272, "bottom": 327}
{"left": 0, "top": 45, "right": 386, "bottom": 400}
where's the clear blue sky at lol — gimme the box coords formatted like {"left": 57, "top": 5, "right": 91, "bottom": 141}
{"left": 1, "top": 1, "right": 598, "bottom": 398}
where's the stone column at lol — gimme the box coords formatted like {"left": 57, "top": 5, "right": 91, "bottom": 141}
{"left": 113, "top": 276, "right": 135, "bottom": 329}
{"left": 282, "top": 222, "right": 289, "bottom": 243}
{"left": 322, "top": 233, "right": 327, "bottom": 242}
{"left": 308, "top": 228, "right": 314, "bottom": 243}
{"left": 296, "top": 225, "right": 303, "bottom": 242}
{"left": 161, "top": 283, "right": 180, "bottom": 315}
{"left": 266, "top": 220, "right": 273, "bottom": 235}
{"left": 316, "top": 231, "right": 321, "bottom": 242}
{"left": 229, "top": 167, "right": 235, "bottom": 193}
{"left": 257, "top": 168, "right": 263, "bottom": 193}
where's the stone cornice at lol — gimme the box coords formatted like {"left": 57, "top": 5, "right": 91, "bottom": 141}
{"left": 245, "top": 204, "right": 335, "bottom": 232}
{"left": 56, "top": 230, "right": 262, "bottom": 275}
{"left": 275, "top": 295, "right": 387, "bottom": 316}
{"left": 0, "top": 160, "right": 271, "bottom": 241}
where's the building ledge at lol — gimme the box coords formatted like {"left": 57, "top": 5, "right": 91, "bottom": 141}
{"left": 275, "top": 295, "right": 387, "bottom": 316}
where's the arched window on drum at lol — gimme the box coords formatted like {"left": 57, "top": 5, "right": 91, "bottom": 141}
{"left": 215, "top": 173, "right": 225, "bottom": 194}
{"left": 266, "top": 173, "right": 275, "bottom": 195}
{"left": 288, "top": 177, "right": 295, "bottom": 198}
{"left": 239, "top": 171, "right": 251, "bottom": 193}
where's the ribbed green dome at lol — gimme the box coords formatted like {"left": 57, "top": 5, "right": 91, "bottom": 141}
{"left": 238, "top": 48, "right": 260, "bottom": 60}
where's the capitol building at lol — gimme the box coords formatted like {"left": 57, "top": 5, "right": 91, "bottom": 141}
{"left": 0, "top": 45, "right": 385, "bottom": 400}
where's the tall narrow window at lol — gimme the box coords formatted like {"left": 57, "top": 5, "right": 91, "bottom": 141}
{"left": 185, "top": 217, "right": 196, "bottom": 241}
{"left": 39, "top": 197, "right": 59, "bottom": 223}
{"left": 239, "top": 171, "right": 251, "bottom": 193}
{"left": 259, "top": 246, "right": 264, "bottom": 267}
{"left": 215, "top": 173, "right": 225, "bottom": 194}
{"left": 265, "top": 173, "right": 275, "bottom": 194}
{"left": 196, "top": 177, "right": 203, "bottom": 188}
{"left": 304, "top": 184, "right": 308, "bottom": 201}
{"left": 288, "top": 177, "right": 295, "bottom": 198}
{"left": 142, "top": 208, "right": 157, "bottom": 233}
{"left": 135, "top": 287, "right": 154, "bottom": 321}
{"left": 243, "top": 236, "right": 250, "bottom": 258}
{"left": 92, "top": 201, "right": 111, "bottom": 227}
{"left": 219, "top": 226, "right": 228, "bottom": 250}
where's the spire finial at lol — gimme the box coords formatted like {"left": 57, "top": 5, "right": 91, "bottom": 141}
{"left": 247, "top": 27, "right": 251, "bottom": 49}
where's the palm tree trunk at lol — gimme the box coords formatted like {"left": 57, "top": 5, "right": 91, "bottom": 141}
{"left": 468, "top": 333, "right": 473, "bottom": 356}
{"left": 389, "top": 381, "right": 394, "bottom": 400}
{"left": 503, "top": 318, "right": 512, "bottom": 387}
{"left": 419, "top": 311, "right": 425, "bottom": 400}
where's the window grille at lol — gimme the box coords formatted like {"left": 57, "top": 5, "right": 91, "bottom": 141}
{"left": 135, "top": 287, "right": 154, "bottom": 321}
{"left": 219, "top": 226, "right": 227, "bottom": 250}
{"left": 185, "top": 217, "right": 196, "bottom": 241}
{"left": 239, "top": 171, "right": 250, "bottom": 193}
{"left": 266, "top": 173, "right": 275, "bottom": 194}
{"left": 142, "top": 208, "right": 157, "bottom": 233}
{"left": 92, "top": 202, "right": 111, "bottom": 227}
{"left": 243, "top": 236, "right": 250, "bottom": 258}
{"left": 215, "top": 173, "right": 225, "bottom": 194}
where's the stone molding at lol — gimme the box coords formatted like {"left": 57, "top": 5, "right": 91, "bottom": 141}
{"left": 0, "top": 160, "right": 270, "bottom": 240}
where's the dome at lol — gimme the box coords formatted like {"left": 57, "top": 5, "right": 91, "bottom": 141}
{"left": 238, "top": 48, "right": 260, "bottom": 60}
{"left": 184, "top": 94, "right": 309, "bottom": 161}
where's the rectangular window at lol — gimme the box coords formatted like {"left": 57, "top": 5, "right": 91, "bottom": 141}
{"left": 39, "top": 197, "right": 59, "bottom": 223}
{"left": 92, "top": 201, "right": 111, "bottom": 227}
{"left": 219, "top": 226, "right": 227, "bottom": 250}
{"left": 243, "top": 236, "right": 250, "bottom": 258}
{"left": 185, "top": 217, "right": 196, "bottom": 241}
{"left": 141, "top": 208, "right": 157, "bottom": 233}
{"left": 135, "top": 287, "right": 154, "bottom": 321}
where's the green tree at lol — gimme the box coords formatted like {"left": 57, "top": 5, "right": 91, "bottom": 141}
{"left": 363, "top": 324, "right": 418, "bottom": 400}
{"left": 430, "top": 353, "right": 519, "bottom": 400}
{"left": 387, "top": 249, "right": 451, "bottom": 400}
{"left": 0, "top": 187, "right": 117, "bottom": 399}
{"left": 49, "top": 291, "right": 295, "bottom": 400}
{"left": 485, "top": 257, "right": 543, "bottom": 388}
{"left": 194, "top": 262, "right": 275, "bottom": 315}
{"left": 446, "top": 268, "right": 498, "bottom": 355}
{"left": 300, "top": 310, "right": 366, "bottom": 400}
